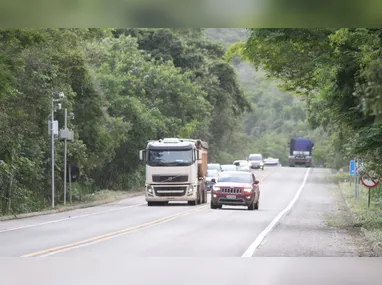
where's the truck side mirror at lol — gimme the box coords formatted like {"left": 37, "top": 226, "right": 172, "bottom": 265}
{"left": 139, "top": 150, "right": 146, "bottom": 161}
{"left": 211, "top": 178, "right": 216, "bottom": 183}
{"left": 254, "top": 179, "right": 260, "bottom": 184}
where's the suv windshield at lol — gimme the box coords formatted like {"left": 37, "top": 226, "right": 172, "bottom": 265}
{"left": 218, "top": 173, "right": 252, "bottom": 183}
{"left": 147, "top": 149, "right": 193, "bottom": 166}
{"left": 221, "top": 165, "right": 237, "bottom": 171}
{"left": 249, "top": 155, "right": 262, "bottom": 161}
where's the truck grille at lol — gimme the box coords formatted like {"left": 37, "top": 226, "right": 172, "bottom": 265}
{"left": 221, "top": 188, "right": 242, "bottom": 194}
{"left": 152, "top": 175, "right": 188, "bottom": 183}
{"left": 154, "top": 186, "right": 187, "bottom": 197}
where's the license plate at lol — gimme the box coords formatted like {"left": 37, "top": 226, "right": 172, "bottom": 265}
{"left": 226, "top": 195, "right": 236, "bottom": 199}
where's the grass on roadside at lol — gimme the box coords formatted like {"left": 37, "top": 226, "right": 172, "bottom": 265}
{"left": 48, "top": 188, "right": 145, "bottom": 211}
{"left": 339, "top": 182, "right": 382, "bottom": 248}
{"left": 0, "top": 187, "right": 145, "bottom": 221}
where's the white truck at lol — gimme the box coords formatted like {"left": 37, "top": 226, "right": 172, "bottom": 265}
{"left": 139, "top": 138, "right": 209, "bottom": 206}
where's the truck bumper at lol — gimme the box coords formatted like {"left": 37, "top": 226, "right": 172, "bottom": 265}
{"left": 145, "top": 196, "right": 197, "bottom": 202}
{"left": 145, "top": 183, "right": 198, "bottom": 202}
{"left": 289, "top": 161, "right": 312, "bottom": 167}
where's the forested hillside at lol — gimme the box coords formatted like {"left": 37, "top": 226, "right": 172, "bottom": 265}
{"left": 204, "top": 28, "right": 344, "bottom": 168}
{"left": 0, "top": 28, "right": 258, "bottom": 215}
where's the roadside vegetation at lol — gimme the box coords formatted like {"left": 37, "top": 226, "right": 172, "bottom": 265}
{"left": 0, "top": 28, "right": 253, "bottom": 215}
{"left": 225, "top": 28, "right": 382, "bottom": 174}
{"left": 205, "top": 29, "right": 346, "bottom": 168}
{"left": 327, "top": 172, "right": 382, "bottom": 252}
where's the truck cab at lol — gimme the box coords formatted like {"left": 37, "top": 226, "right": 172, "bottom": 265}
{"left": 288, "top": 137, "right": 314, "bottom": 167}
{"left": 139, "top": 138, "right": 208, "bottom": 206}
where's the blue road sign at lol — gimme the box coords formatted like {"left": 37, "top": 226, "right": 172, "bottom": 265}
{"left": 349, "top": 160, "right": 355, "bottom": 175}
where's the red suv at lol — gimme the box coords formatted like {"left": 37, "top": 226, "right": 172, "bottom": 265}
{"left": 210, "top": 171, "right": 260, "bottom": 210}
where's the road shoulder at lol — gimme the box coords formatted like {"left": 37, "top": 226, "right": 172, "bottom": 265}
{"left": 337, "top": 181, "right": 382, "bottom": 257}
{"left": 253, "top": 169, "right": 375, "bottom": 257}
{"left": 0, "top": 189, "right": 144, "bottom": 222}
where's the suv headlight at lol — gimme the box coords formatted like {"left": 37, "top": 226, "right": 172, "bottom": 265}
{"left": 243, "top": 188, "right": 252, "bottom": 192}
{"left": 213, "top": 186, "right": 220, "bottom": 191}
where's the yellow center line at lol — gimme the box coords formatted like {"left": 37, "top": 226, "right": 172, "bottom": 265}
{"left": 257, "top": 171, "right": 270, "bottom": 181}
{"left": 22, "top": 171, "right": 272, "bottom": 257}
{"left": 21, "top": 204, "right": 207, "bottom": 257}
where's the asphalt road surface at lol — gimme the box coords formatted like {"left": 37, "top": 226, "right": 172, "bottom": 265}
{"left": 1, "top": 166, "right": 381, "bottom": 284}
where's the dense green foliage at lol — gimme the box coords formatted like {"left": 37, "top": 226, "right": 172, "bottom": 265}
{"left": 224, "top": 28, "right": 382, "bottom": 174}
{"left": 205, "top": 29, "right": 342, "bottom": 168}
{"left": 0, "top": 28, "right": 256, "bottom": 215}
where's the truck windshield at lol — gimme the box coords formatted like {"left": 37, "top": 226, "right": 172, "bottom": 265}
{"left": 147, "top": 149, "right": 193, "bottom": 166}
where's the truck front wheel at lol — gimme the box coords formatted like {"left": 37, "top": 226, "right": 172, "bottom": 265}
{"left": 197, "top": 185, "right": 204, "bottom": 204}
{"left": 200, "top": 185, "right": 207, "bottom": 204}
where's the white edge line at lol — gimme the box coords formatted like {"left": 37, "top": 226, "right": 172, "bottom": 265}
{"left": 0, "top": 203, "right": 146, "bottom": 233}
{"left": 38, "top": 213, "right": 193, "bottom": 257}
{"left": 241, "top": 168, "right": 311, "bottom": 258}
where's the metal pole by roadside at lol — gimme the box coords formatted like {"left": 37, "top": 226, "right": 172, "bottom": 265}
{"left": 63, "top": 108, "right": 67, "bottom": 205}
{"left": 51, "top": 99, "right": 55, "bottom": 208}
{"left": 354, "top": 158, "right": 357, "bottom": 199}
{"left": 69, "top": 163, "right": 72, "bottom": 204}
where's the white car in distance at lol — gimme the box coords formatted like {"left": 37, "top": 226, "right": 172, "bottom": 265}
{"left": 233, "top": 160, "right": 251, "bottom": 172}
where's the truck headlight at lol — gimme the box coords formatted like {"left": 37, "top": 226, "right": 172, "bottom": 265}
{"left": 243, "top": 188, "right": 252, "bottom": 192}
{"left": 260, "top": 162, "right": 264, "bottom": 165}
{"left": 188, "top": 184, "right": 197, "bottom": 194}
{"left": 146, "top": 185, "right": 153, "bottom": 194}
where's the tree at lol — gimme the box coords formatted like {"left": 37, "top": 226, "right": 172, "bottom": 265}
{"left": 225, "top": 28, "right": 382, "bottom": 172}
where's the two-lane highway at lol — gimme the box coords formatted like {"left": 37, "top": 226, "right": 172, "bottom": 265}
{"left": 0, "top": 166, "right": 313, "bottom": 257}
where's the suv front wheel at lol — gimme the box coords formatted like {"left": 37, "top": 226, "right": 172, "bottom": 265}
{"left": 211, "top": 201, "right": 222, "bottom": 209}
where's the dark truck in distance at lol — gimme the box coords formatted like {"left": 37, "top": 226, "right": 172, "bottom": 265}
{"left": 288, "top": 137, "right": 314, "bottom": 167}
